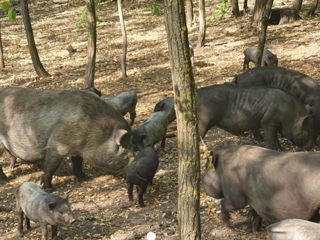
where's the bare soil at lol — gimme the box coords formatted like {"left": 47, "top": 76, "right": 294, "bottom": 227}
{"left": 0, "top": 0, "right": 319, "bottom": 239}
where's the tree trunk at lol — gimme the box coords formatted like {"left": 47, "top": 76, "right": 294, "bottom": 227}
{"left": 231, "top": 0, "right": 240, "bottom": 17}
{"left": 185, "top": 0, "right": 194, "bottom": 28}
{"left": 244, "top": 0, "right": 248, "bottom": 12}
{"left": 84, "top": 0, "right": 97, "bottom": 89}
{"left": 0, "top": 22, "right": 4, "bottom": 69}
{"left": 117, "top": 0, "right": 127, "bottom": 79}
{"left": 197, "top": 0, "right": 206, "bottom": 48}
{"left": 253, "top": 0, "right": 268, "bottom": 25}
{"left": 20, "top": 0, "right": 50, "bottom": 77}
{"left": 293, "top": 0, "right": 303, "bottom": 10}
{"left": 308, "top": 0, "right": 319, "bottom": 15}
{"left": 256, "top": 0, "right": 274, "bottom": 67}
{"left": 164, "top": 0, "right": 201, "bottom": 239}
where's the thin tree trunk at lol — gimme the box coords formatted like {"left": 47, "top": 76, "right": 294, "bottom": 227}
{"left": 117, "top": 0, "right": 127, "bottom": 79}
{"left": 256, "top": 0, "right": 274, "bottom": 67}
{"left": 164, "top": 0, "right": 201, "bottom": 239}
{"left": 231, "top": 0, "right": 240, "bottom": 17}
{"left": 244, "top": 0, "right": 248, "bottom": 12}
{"left": 20, "top": 0, "right": 50, "bottom": 77}
{"left": 308, "top": 0, "right": 319, "bottom": 15}
{"left": 84, "top": 0, "right": 97, "bottom": 88}
{"left": 197, "top": 0, "right": 206, "bottom": 48}
{"left": 185, "top": 0, "right": 194, "bottom": 28}
{"left": 293, "top": 0, "right": 303, "bottom": 10}
{"left": 253, "top": 0, "right": 268, "bottom": 25}
{"left": 0, "top": 22, "right": 4, "bottom": 69}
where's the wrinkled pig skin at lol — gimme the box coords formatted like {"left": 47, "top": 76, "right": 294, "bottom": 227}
{"left": 0, "top": 87, "right": 133, "bottom": 188}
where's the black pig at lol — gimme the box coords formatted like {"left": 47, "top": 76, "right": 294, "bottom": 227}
{"left": 16, "top": 182, "right": 75, "bottom": 240}
{"left": 203, "top": 145, "right": 320, "bottom": 231}
{"left": 125, "top": 147, "right": 159, "bottom": 207}
{"left": 104, "top": 91, "right": 137, "bottom": 126}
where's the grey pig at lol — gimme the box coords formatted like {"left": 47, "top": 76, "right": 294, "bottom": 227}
{"left": 267, "top": 219, "right": 320, "bottom": 240}
{"left": 130, "top": 111, "right": 168, "bottom": 150}
{"left": 234, "top": 66, "right": 320, "bottom": 135}
{"left": 104, "top": 91, "right": 137, "bottom": 126}
{"left": 16, "top": 182, "right": 75, "bottom": 240}
{"left": 0, "top": 87, "right": 132, "bottom": 188}
{"left": 125, "top": 147, "right": 159, "bottom": 207}
{"left": 243, "top": 46, "right": 278, "bottom": 70}
{"left": 203, "top": 145, "right": 320, "bottom": 231}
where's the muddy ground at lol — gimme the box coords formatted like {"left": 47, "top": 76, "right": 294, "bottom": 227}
{"left": 0, "top": 0, "right": 320, "bottom": 239}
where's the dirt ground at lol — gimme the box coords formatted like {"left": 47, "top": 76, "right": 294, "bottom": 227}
{"left": 0, "top": 0, "right": 320, "bottom": 239}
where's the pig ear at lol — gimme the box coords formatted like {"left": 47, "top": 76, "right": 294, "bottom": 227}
{"left": 114, "top": 129, "right": 128, "bottom": 146}
{"left": 301, "top": 115, "right": 312, "bottom": 129}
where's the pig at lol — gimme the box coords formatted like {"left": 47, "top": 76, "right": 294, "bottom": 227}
{"left": 130, "top": 111, "right": 168, "bottom": 150}
{"left": 81, "top": 86, "right": 102, "bottom": 96}
{"left": 0, "top": 87, "right": 133, "bottom": 188}
{"left": 154, "top": 97, "right": 176, "bottom": 125}
{"left": 16, "top": 182, "right": 75, "bottom": 240}
{"left": 125, "top": 147, "right": 159, "bottom": 207}
{"left": 203, "top": 145, "right": 320, "bottom": 231}
{"left": 103, "top": 91, "right": 137, "bottom": 126}
{"left": 267, "top": 219, "right": 320, "bottom": 240}
{"left": 234, "top": 66, "right": 320, "bottom": 134}
{"left": 0, "top": 165, "right": 8, "bottom": 183}
{"left": 196, "top": 83, "right": 313, "bottom": 150}
{"left": 243, "top": 46, "right": 278, "bottom": 70}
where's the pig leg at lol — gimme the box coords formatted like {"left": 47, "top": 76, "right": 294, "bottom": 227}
{"left": 129, "top": 109, "right": 136, "bottom": 126}
{"left": 17, "top": 208, "right": 24, "bottom": 236}
{"left": 0, "top": 166, "right": 8, "bottom": 183}
{"left": 243, "top": 57, "right": 250, "bottom": 70}
{"left": 127, "top": 182, "right": 134, "bottom": 201}
{"left": 262, "top": 124, "right": 280, "bottom": 150}
{"left": 40, "top": 222, "right": 48, "bottom": 240}
{"left": 42, "top": 150, "right": 64, "bottom": 189}
{"left": 248, "top": 208, "right": 262, "bottom": 232}
{"left": 51, "top": 225, "right": 58, "bottom": 239}
{"left": 9, "top": 156, "right": 16, "bottom": 169}
{"left": 160, "top": 132, "right": 167, "bottom": 149}
{"left": 137, "top": 182, "right": 148, "bottom": 207}
{"left": 26, "top": 216, "right": 31, "bottom": 230}
{"left": 71, "top": 156, "right": 86, "bottom": 180}
{"left": 221, "top": 195, "right": 247, "bottom": 226}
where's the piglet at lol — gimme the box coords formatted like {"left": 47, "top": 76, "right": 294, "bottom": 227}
{"left": 16, "top": 182, "right": 75, "bottom": 240}
{"left": 125, "top": 147, "right": 159, "bottom": 207}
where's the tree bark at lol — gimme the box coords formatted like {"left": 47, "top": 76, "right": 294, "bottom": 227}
{"left": 308, "top": 0, "right": 319, "bottom": 15}
{"left": 20, "top": 0, "right": 50, "bottom": 77}
{"left": 231, "top": 0, "right": 240, "bottom": 17}
{"left": 117, "top": 0, "right": 127, "bottom": 79}
{"left": 0, "top": 22, "right": 4, "bottom": 69}
{"left": 164, "top": 0, "right": 201, "bottom": 239}
{"left": 293, "top": 0, "right": 303, "bottom": 10}
{"left": 253, "top": 0, "right": 268, "bottom": 25}
{"left": 84, "top": 0, "right": 97, "bottom": 89}
{"left": 197, "top": 0, "right": 206, "bottom": 48}
{"left": 256, "top": 0, "right": 274, "bottom": 67}
{"left": 185, "top": 0, "right": 194, "bottom": 28}
{"left": 244, "top": 0, "right": 248, "bottom": 12}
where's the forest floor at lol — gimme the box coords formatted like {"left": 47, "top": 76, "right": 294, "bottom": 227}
{"left": 0, "top": 0, "right": 320, "bottom": 239}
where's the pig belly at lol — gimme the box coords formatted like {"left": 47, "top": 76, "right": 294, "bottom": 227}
{"left": 218, "top": 113, "right": 261, "bottom": 134}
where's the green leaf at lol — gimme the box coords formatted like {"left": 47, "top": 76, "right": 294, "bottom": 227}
{"left": 8, "top": 8, "right": 16, "bottom": 20}
{"left": 1, "top": 1, "right": 10, "bottom": 11}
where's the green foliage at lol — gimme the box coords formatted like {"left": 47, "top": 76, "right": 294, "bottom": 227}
{"left": 149, "top": 2, "right": 162, "bottom": 16}
{"left": 75, "top": 0, "right": 103, "bottom": 28}
{"left": 208, "top": 0, "right": 227, "bottom": 21}
{"left": 1, "top": 0, "right": 16, "bottom": 20}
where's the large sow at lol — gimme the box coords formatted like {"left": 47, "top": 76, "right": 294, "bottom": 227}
{"left": 203, "top": 145, "right": 320, "bottom": 231}
{"left": 234, "top": 66, "right": 320, "bottom": 134}
{"left": 0, "top": 87, "right": 132, "bottom": 188}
